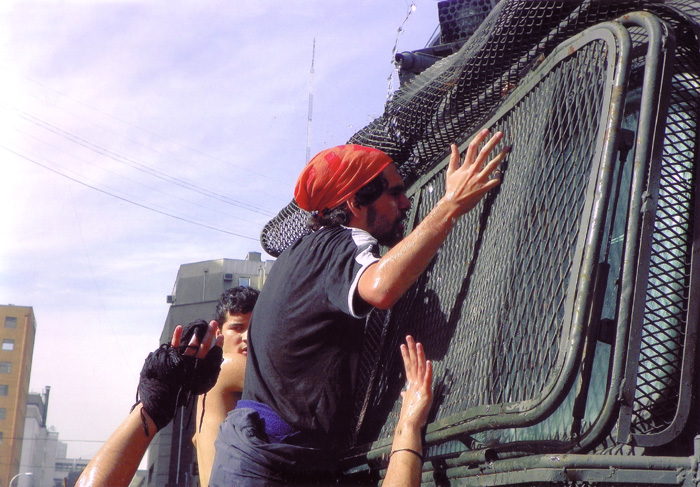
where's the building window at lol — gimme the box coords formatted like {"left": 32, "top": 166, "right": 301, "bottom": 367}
{"left": 0, "top": 385, "right": 8, "bottom": 396}
{"left": 4, "top": 317, "right": 17, "bottom": 328}
{"left": 0, "top": 431, "right": 3, "bottom": 444}
{"left": 0, "top": 408, "right": 5, "bottom": 420}
{"left": 1, "top": 340, "right": 13, "bottom": 351}
{"left": 0, "top": 362, "right": 9, "bottom": 374}
{"left": 239, "top": 277, "right": 251, "bottom": 287}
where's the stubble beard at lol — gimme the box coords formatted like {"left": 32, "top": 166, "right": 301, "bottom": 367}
{"left": 368, "top": 205, "right": 406, "bottom": 248}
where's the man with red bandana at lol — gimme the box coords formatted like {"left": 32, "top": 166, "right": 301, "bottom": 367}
{"left": 210, "top": 131, "right": 507, "bottom": 486}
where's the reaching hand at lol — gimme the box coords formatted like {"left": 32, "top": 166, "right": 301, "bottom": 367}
{"left": 171, "top": 320, "right": 224, "bottom": 358}
{"left": 398, "top": 335, "right": 433, "bottom": 430}
{"left": 443, "top": 130, "right": 508, "bottom": 216}
{"left": 136, "top": 320, "right": 224, "bottom": 433}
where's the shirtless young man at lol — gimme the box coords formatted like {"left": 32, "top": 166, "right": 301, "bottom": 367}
{"left": 75, "top": 287, "right": 259, "bottom": 487}
{"left": 193, "top": 286, "right": 259, "bottom": 487}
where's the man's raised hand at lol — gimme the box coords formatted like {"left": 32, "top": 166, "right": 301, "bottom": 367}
{"left": 171, "top": 320, "right": 223, "bottom": 359}
{"left": 444, "top": 129, "right": 509, "bottom": 216}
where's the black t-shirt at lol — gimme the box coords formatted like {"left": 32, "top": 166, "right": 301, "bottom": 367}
{"left": 242, "top": 225, "right": 380, "bottom": 444}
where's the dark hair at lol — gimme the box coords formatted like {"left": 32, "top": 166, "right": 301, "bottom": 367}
{"left": 306, "top": 204, "right": 351, "bottom": 231}
{"left": 306, "top": 173, "right": 389, "bottom": 231}
{"left": 215, "top": 286, "right": 260, "bottom": 324}
{"left": 354, "top": 173, "right": 388, "bottom": 206}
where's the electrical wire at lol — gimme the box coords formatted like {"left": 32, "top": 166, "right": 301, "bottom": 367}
{"left": 0, "top": 64, "right": 291, "bottom": 187}
{"left": 6, "top": 103, "right": 275, "bottom": 217}
{"left": 15, "top": 128, "right": 266, "bottom": 228}
{"left": 0, "top": 144, "right": 259, "bottom": 241}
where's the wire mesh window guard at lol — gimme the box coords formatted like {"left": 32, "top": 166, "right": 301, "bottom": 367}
{"left": 257, "top": 1, "right": 700, "bottom": 484}
{"left": 347, "top": 19, "right": 632, "bottom": 462}
{"left": 340, "top": 9, "right": 699, "bottom": 482}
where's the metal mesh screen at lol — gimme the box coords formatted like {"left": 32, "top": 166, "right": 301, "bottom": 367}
{"left": 348, "top": 0, "right": 640, "bottom": 185}
{"left": 629, "top": 32, "right": 700, "bottom": 437}
{"left": 579, "top": 7, "right": 700, "bottom": 454}
{"left": 257, "top": 0, "right": 700, "bottom": 481}
{"left": 438, "top": 0, "right": 497, "bottom": 44}
{"left": 351, "top": 34, "right": 617, "bottom": 447}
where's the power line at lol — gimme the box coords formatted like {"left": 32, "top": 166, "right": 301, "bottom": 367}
{"left": 8, "top": 104, "right": 275, "bottom": 217}
{"left": 17, "top": 128, "right": 265, "bottom": 228}
{"left": 1, "top": 144, "right": 259, "bottom": 241}
{"left": 0, "top": 64, "right": 291, "bottom": 187}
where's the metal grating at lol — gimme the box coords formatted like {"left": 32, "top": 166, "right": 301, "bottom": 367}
{"left": 349, "top": 0, "right": 640, "bottom": 186}
{"left": 630, "top": 41, "right": 700, "bottom": 438}
{"left": 438, "top": 0, "right": 497, "bottom": 44}
{"left": 350, "top": 25, "right": 626, "bottom": 449}
{"left": 342, "top": 10, "right": 700, "bottom": 479}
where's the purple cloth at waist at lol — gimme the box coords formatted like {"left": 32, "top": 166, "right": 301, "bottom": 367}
{"left": 236, "top": 400, "right": 299, "bottom": 443}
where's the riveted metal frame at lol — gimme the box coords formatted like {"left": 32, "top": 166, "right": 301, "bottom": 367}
{"left": 348, "top": 21, "right": 634, "bottom": 469}
{"left": 421, "top": 20, "right": 631, "bottom": 442}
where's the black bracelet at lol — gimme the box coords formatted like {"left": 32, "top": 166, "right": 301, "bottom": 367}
{"left": 390, "top": 448, "right": 424, "bottom": 463}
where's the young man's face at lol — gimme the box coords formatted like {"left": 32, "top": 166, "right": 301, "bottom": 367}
{"left": 217, "top": 311, "right": 251, "bottom": 358}
{"left": 366, "top": 164, "right": 411, "bottom": 247}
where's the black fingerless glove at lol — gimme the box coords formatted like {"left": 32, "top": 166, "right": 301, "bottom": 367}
{"left": 179, "top": 320, "right": 223, "bottom": 395}
{"left": 136, "top": 344, "right": 185, "bottom": 432}
{"left": 133, "top": 319, "right": 223, "bottom": 435}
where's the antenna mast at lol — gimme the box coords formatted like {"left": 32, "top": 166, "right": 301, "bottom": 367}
{"left": 305, "top": 38, "right": 315, "bottom": 164}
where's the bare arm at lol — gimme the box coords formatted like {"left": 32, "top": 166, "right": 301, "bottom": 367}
{"left": 76, "top": 404, "right": 156, "bottom": 487}
{"left": 384, "top": 336, "right": 433, "bottom": 487}
{"left": 77, "top": 322, "right": 222, "bottom": 487}
{"left": 193, "top": 352, "right": 246, "bottom": 487}
{"left": 359, "top": 131, "right": 507, "bottom": 309}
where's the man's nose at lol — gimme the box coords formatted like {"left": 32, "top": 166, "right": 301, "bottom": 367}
{"left": 399, "top": 193, "right": 411, "bottom": 211}
{"left": 241, "top": 330, "right": 248, "bottom": 342}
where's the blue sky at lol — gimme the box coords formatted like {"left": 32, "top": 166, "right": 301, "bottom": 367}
{"left": 0, "top": 1, "right": 439, "bottom": 460}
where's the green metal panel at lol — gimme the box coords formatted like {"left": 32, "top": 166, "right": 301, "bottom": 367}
{"left": 258, "top": 1, "right": 700, "bottom": 485}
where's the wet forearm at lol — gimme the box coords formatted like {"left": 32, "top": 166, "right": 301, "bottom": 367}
{"left": 76, "top": 404, "right": 155, "bottom": 487}
{"left": 360, "top": 198, "right": 460, "bottom": 309}
{"left": 384, "top": 419, "right": 424, "bottom": 487}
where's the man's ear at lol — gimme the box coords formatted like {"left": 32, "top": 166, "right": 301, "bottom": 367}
{"left": 216, "top": 313, "right": 230, "bottom": 336}
{"left": 345, "top": 198, "right": 366, "bottom": 227}
{"left": 346, "top": 197, "right": 363, "bottom": 218}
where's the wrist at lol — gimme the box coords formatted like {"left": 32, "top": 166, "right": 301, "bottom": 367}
{"left": 131, "top": 403, "right": 158, "bottom": 436}
{"left": 389, "top": 448, "right": 424, "bottom": 464}
{"left": 392, "top": 422, "right": 423, "bottom": 452}
{"left": 396, "top": 417, "right": 425, "bottom": 434}
{"left": 429, "top": 198, "right": 463, "bottom": 230}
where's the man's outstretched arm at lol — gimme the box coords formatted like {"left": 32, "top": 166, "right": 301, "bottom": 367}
{"left": 76, "top": 321, "right": 223, "bottom": 487}
{"left": 359, "top": 130, "right": 508, "bottom": 309}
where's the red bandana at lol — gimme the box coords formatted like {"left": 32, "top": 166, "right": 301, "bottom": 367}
{"left": 294, "top": 145, "right": 392, "bottom": 212}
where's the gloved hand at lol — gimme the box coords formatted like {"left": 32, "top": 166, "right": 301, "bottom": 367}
{"left": 134, "top": 319, "right": 223, "bottom": 433}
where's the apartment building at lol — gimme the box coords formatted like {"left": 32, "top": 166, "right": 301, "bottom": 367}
{"left": 0, "top": 305, "right": 36, "bottom": 487}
